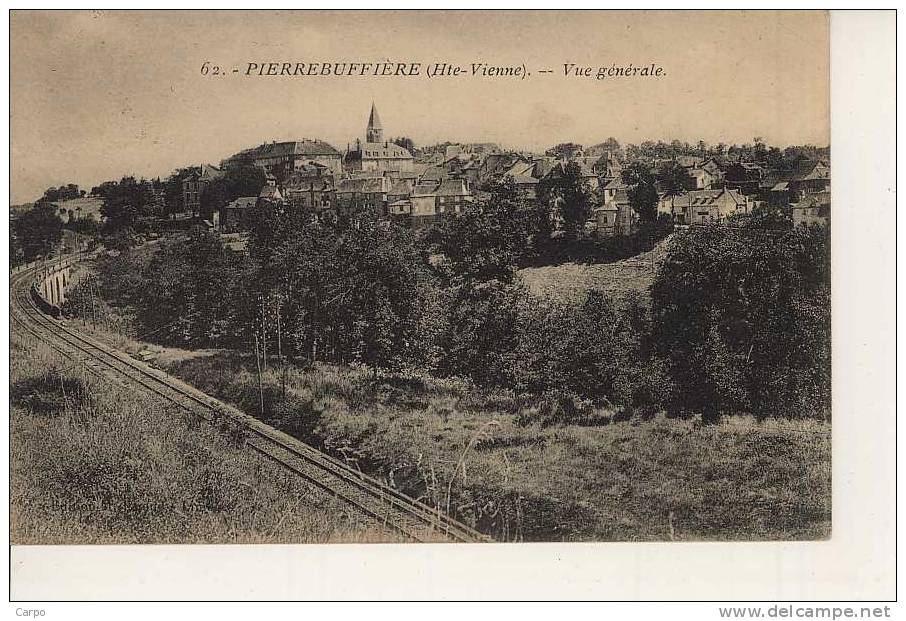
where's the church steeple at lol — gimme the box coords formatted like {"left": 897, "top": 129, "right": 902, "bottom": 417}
{"left": 366, "top": 102, "right": 383, "bottom": 143}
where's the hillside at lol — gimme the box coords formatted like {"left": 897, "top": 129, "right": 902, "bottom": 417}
{"left": 519, "top": 235, "right": 673, "bottom": 303}
{"left": 10, "top": 334, "right": 398, "bottom": 544}
{"left": 64, "top": 321, "right": 831, "bottom": 542}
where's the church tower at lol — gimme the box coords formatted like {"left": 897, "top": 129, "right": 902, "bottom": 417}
{"left": 366, "top": 102, "right": 384, "bottom": 144}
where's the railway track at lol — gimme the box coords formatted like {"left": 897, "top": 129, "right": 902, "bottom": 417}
{"left": 10, "top": 260, "right": 488, "bottom": 543}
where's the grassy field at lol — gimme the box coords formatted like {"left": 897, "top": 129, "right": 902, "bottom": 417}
{"left": 70, "top": 321, "right": 832, "bottom": 542}
{"left": 519, "top": 235, "right": 671, "bottom": 303}
{"left": 10, "top": 334, "right": 400, "bottom": 544}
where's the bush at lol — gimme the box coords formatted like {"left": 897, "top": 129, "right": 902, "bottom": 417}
{"left": 651, "top": 224, "right": 830, "bottom": 421}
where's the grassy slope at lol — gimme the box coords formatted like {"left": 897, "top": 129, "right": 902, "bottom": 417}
{"left": 174, "top": 357, "right": 831, "bottom": 541}
{"left": 58, "top": 233, "right": 831, "bottom": 542}
{"left": 518, "top": 235, "right": 671, "bottom": 303}
{"left": 83, "top": 329, "right": 830, "bottom": 542}
{"left": 10, "top": 335, "right": 399, "bottom": 544}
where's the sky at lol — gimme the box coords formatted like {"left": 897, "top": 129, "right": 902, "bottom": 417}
{"left": 10, "top": 10, "right": 829, "bottom": 204}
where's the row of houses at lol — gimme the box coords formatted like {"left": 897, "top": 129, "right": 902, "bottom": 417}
{"left": 187, "top": 104, "right": 830, "bottom": 238}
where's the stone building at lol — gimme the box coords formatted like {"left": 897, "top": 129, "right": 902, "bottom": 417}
{"left": 659, "top": 188, "right": 752, "bottom": 225}
{"left": 344, "top": 103, "right": 415, "bottom": 175}
{"left": 182, "top": 164, "right": 224, "bottom": 217}
{"left": 791, "top": 191, "right": 830, "bottom": 227}
{"left": 221, "top": 139, "right": 343, "bottom": 180}
{"left": 334, "top": 176, "right": 392, "bottom": 217}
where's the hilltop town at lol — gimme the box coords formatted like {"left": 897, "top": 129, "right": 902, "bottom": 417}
{"left": 13, "top": 102, "right": 830, "bottom": 255}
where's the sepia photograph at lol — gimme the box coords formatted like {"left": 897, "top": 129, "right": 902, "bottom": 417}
{"left": 9, "top": 7, "right": 898, "bottom": 607}
{"left": 8, "top": 9, "right": 834, "bottom": 549}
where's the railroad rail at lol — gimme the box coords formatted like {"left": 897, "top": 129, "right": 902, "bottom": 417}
{"left": 10, "top": 258, "right": 488, "bottom": 543}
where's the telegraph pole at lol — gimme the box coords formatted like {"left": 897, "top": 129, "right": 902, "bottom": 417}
{"left": 276, "top": 297, "right": 285, "bottom": 399}
{"left": 253, "top": 333, "right": 265, "bottom": 416}
{"left": 259, "top": 297, "right": 268, "bottom": 372}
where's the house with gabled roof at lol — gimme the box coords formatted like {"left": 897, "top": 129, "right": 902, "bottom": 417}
{"left": 659, "top": 188, "right": 752, "bottom": 225}
{"left": 791, "top": 191, "right": 830, "bottom": 227}
{"left": 789, "top": 160, "right": 830, "bottom": 199}
{"left": 334, "top": 176, "right": 392, "bottom": 216}
{"left": 181, "top": 163, "right": 225, "bottom": 218}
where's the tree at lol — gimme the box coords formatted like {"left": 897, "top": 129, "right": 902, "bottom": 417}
{"left": 162, "top": 167, "right": 198, "bottom": 216}
{"left": 98, "top": 176, "right": 156, "bottom": 231}
{"left": 333, "top": 218, "right": 433, "bottom": 372}
{"left": 438, "top": 279, "right": 523, "bottom": 388}
{"left": 538, "top": 161, "right": 592, "bottom": 240}
{"left": 135, "top": 229, "right": 245, "bottom": 345}
{"left": 622, "top": 163, "right": 659, "bottom": 223}
{"left": 245, "top": 205, "right": 434, "bottom": 371}
{"left": 657, "top": 161, "right": 695, "bottom": 197}
{"left": 435, "top": 177, "right": 537, "bottom": 282}
{"left": 10, "top": 228, "right": 24, "bottom": 266}
{"left": 389, "top": 136, "right": 417, "bottom": 153}
{"left": 200, "top": 165, "right": 266, "bottom": 220}
{"left": 67, "top": 216, "right": 100, "bottom": 236}
{"left": 40, "top": 183, "right": 81, "bottom": 202}
{"left": 545, "top": 142, "right": 584, "bottom": 160}
{"left": 12, "top": 203, "right": 63, "bottom": 261}
{"left": 650, "top": 224, "right": 830, "bottom": 422}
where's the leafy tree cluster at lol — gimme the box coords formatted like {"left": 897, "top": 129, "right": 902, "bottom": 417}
{"left": 88, "top": 175, "right": 828, "bottom": 423}
{"left": 12, "top": 203, "right": 64, "bottom": 261}
{"left": 388, "top": 136, "right": 417, "bottom": 154}
{"left": 544, "top": 142, "right": 584, "bottom": 161}
{"left": 650, "top": 222, "right": 830, "bottom": 422}
{"left": 585, "top": 137, "right": 622, "bottom": 158}
{"left": 199, "top": 165, "right": 267, "bottom": 221}
{"left": 41, "top": 184, "right": 84, "bottom": 202}
{"left": 433, "top": 177, "right": 545, "bottom": 282}
{"left": 655, "top": 161, "right": 696, "bottom": 197}
{"left": 101, "top": 229, "right": 246, "bottom": 345}
{"left": 537, "top": 161, "right": 593, "bottom": 240}
{"left": 94, "top": 176, "right": 162, "bottom": 231}
{"left": 245, "top": 206, "right": 434, "bottom": 370}
{"left": 621, "top": 162, "right": 660, "bottom": 223}
{"left": 623, "top": 138, "right": 829, "bottom": 171}
{"left": 160, "top": 167, "right": 196, "bottom": 217}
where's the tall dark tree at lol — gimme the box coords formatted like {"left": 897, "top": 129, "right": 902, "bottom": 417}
{"left": 657, "top": 161, "right": 695, "bottom": 197}
{"left": 12, "top": 203, "right": 64, "bottom": 261}
{"left": 98, "top": 176, "right": 156, "bottom": 231}
{"left": 200, "top": 165, "right": 266, "bottom": 220}
{"left": 622, "top": 163, "right": 660, "bottom": 223}
{"left": 435, "top": 176, "right": 538, "bottom": 282}
{"left": 538, "top": 161, "right": 592, "bottom": 241}
{"left": 651, "top": 224, "right": 830, "bottom": 422}
{"left": 162, "top": 167, "right": 197, "bottom": 216}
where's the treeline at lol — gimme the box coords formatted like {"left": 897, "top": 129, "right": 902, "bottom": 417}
{"left": 78, "top": 165, "right": 267, "bottom": 233}
{"left": 85, "top": 182, "right": 829, "bottom": 423}
{"left": 542, "top": 137, "right": 828, "bottom": 170}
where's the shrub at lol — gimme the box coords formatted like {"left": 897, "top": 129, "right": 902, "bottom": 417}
{"left": 651, "top": 224, "right": 830, "bottom": 421}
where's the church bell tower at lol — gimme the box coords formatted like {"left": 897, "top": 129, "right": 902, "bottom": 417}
{"left": 366, "top": 102, "right": 384, "bottom": 143}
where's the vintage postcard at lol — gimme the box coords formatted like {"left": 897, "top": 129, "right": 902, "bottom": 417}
{"left": 14, "top": 8, "right": 900, "bottom": 606}
{"left": 9, "top": 9, "right": 832, "bottom": 547}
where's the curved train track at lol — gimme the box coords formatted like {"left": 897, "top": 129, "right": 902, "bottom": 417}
{"left": 10, "top": 258, "right": 488, "bottom": 543}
